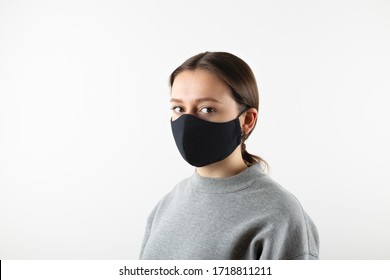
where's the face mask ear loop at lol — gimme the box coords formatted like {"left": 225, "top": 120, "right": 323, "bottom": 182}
{"left": 238, "top": 105, "right": 249, "bottom": 152}
{"left": 237, "top": 105, "right": 249, "bottom": 133}
{"left": 237, "top": 105, "right": 248, "bottom": 118}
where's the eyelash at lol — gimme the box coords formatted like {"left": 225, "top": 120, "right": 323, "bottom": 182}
{"left": 171, "top": 106, "right": 216, "bottom": 114}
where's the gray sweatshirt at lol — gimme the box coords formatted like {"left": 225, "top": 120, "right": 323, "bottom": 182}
{"left": 139, "top": 163, "right": 319, "bottom": 260}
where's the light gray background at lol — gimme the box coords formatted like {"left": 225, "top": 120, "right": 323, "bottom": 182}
{"left": 1, "top": 0, "right": 389, "bottom": 259}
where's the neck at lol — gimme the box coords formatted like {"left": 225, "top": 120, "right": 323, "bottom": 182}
{"left": 195, "top": 146, "right": 248, "bottom": 178}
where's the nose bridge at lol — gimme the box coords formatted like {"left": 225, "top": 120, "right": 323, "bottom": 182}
{"left": 187, "top": 106, "right": 197, "bottom": 116}
{"left": 183, "top": 99, "right": 198, "bottom": 116}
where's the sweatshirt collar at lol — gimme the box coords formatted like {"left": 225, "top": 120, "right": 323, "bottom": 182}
{"left": 189, "top": 162, "right": 265, "bottom": 193}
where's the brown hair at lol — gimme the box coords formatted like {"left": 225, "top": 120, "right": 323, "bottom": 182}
{"left": 169, "top": 51, "right": 269, "bottom": 173}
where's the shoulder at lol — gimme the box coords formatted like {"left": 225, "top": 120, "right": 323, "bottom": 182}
{"left": 164, "top": 175, "right": 193, "bottom": 200}
{"left": 246, "top": 174, "right": 318, "bottom": 239}
{"left": 148, "top": 175, "right": 192, "bottom": 214}
{"left": 248, "top": 174, "right": 305, "bottom": 216}
{"left": 245, "top": 175, "right": 319, "bottom": 259}
{"left": 254, "top": 175, "right": 320, "bottom": 259}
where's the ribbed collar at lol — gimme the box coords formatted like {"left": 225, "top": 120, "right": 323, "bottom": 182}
{"left": 189, "top": 162, "right": 265, "bottom": 194}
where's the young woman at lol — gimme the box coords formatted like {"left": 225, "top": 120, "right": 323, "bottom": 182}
{"left": 139, "top": 51, "right": 319, "bottom": 260}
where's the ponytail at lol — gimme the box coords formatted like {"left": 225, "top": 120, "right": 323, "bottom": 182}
{"left": 241, "top": 133, "right": 269, "bottom": 173}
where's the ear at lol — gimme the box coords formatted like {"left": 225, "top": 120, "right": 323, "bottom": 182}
{"left": 240, "top": 108, "right": 258, "bottom": 135}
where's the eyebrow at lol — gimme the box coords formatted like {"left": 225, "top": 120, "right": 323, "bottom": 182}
{"left": 170, "top": 97, "right": 222, "bottom": 104}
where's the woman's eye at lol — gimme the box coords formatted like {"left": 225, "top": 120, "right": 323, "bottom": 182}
{"left": 200, "top": 107, "right": 216, "bottom": 114}
{"left": 171, "top": 106, "right": 184, "bottom": 113}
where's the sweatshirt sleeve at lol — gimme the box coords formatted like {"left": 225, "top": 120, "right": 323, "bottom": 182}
{"left": 138, "top": 201, "right": 160, "bottom": 259}
{"left": 257, "top": 197, "right": 320, "bottom": 260}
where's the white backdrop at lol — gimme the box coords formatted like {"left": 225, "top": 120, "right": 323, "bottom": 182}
{"left": 0, "top": 0, "right": 389, "bottom": 260}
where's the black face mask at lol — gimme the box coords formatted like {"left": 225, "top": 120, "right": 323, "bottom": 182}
{"left": 170, "top": 108, "right": 246, "bottom": 167}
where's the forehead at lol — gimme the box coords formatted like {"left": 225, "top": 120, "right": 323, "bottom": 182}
{"left": 171, "top": 69, "right": 233, "bottom": 102}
